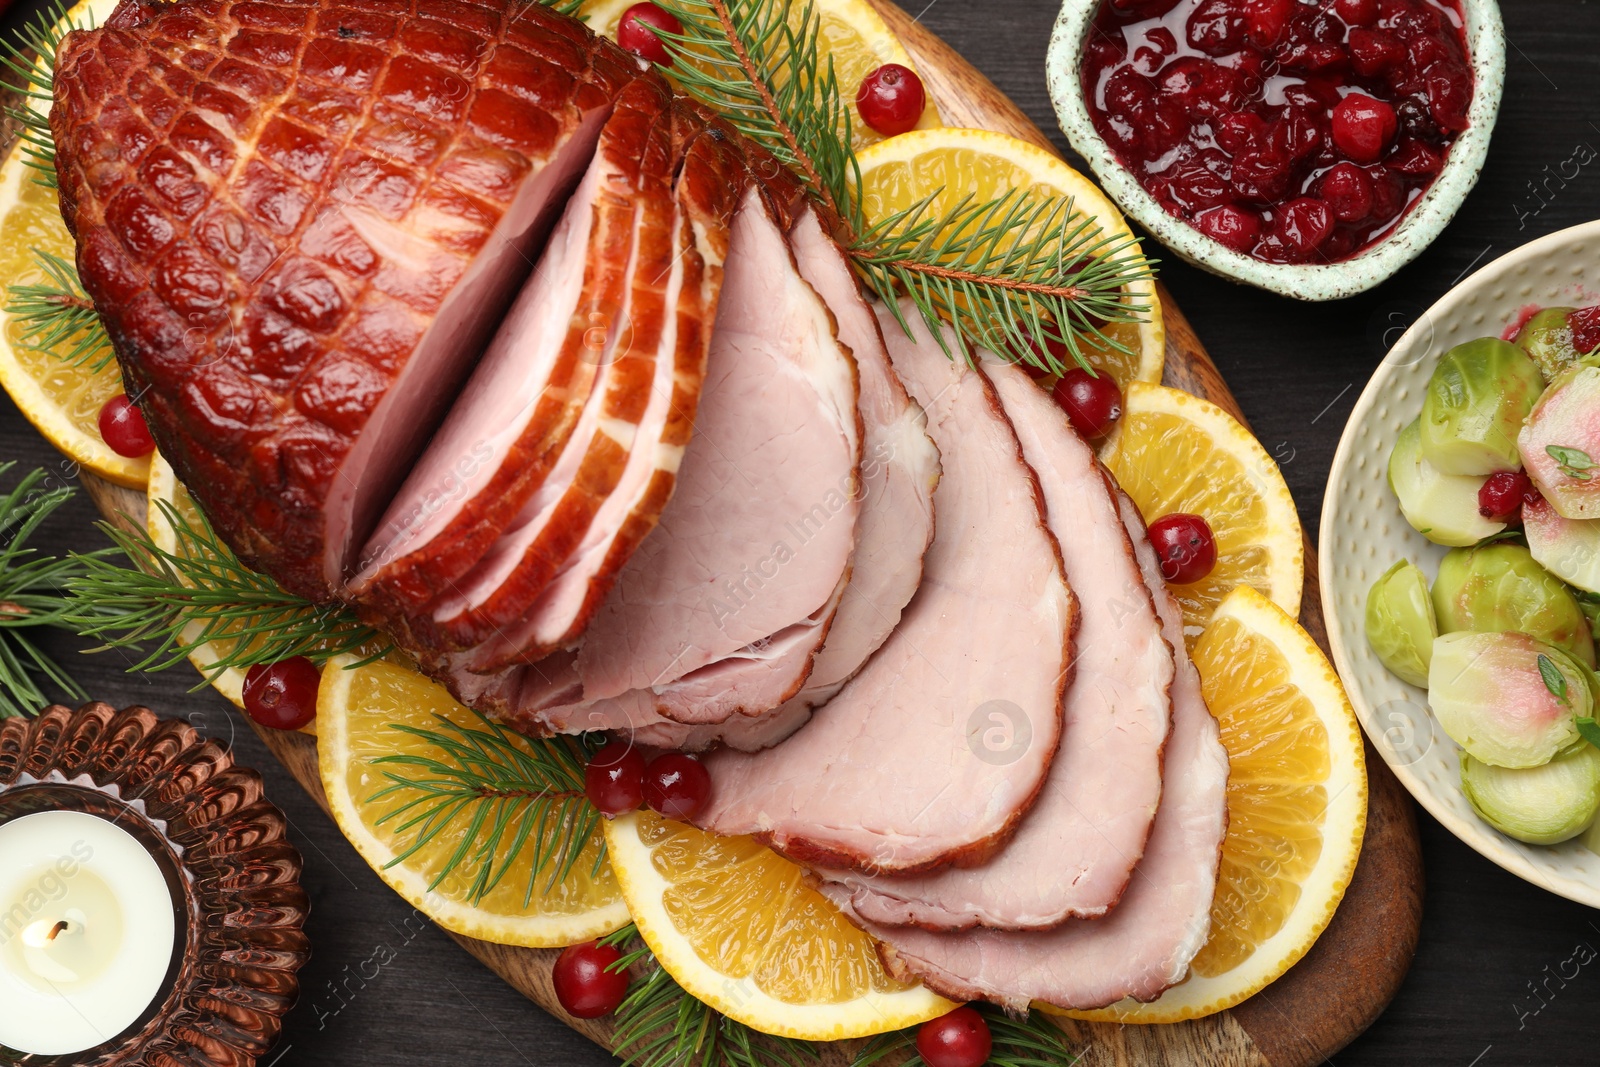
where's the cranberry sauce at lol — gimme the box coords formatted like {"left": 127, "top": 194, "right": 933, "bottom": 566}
{"left": 1082, "top": 0, "right": 1472, "bottom": 265}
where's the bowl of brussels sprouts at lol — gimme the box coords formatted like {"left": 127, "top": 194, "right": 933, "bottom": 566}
{"left": 1322, "top": 220, "right": 1600, "bottom": 905}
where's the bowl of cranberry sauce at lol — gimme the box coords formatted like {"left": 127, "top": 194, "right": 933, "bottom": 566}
{"left": 1046, "top": 0, "right": 1503, "bottom": 300}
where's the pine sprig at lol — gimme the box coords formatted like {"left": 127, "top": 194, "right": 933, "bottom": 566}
{"left": 0, "top": 0, "right": 85, "bottom": 189}
{"left": 0, "top": 464, "right": 96, "bottom": 717}
{"left": 368, "top": 716, "right": 603, "bottom": 902}
{"left": 6, "top": 249, "right": 114, "bottom": 370}
{"left": 60, "top": 499, "right": 386, "bottom": 685}
{"left": 602, "top": 925, "right": 821, "bottom": 1067}
{"left": 851, "top": 1005, "right": 1078, "bottom": 1067}
{"left": 653, "top": 0, "right": 1154, "bottom": 369}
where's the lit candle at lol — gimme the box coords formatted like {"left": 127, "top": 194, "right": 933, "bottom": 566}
{"left": 0, "top": 810, "right": 178, "bottom": 1056}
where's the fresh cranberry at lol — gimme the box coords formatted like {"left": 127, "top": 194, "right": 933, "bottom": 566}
{"left": 585, "top": 742, "right": 647, "bottom": 815}
{"left": 643, "top": 753, "right": 712, "bottom": 820}
{"left": 1194, "top": 204, "right": 1262, "bottom": 253}
{"left": 1163, "top": 150, "right": 1232, "bottom": 213}
{"left": 98, "top": 394, "right": 155, "bottom": 458}
{"left": 1319, "top": 162, "right": 1374, "bottom": 222}
{"left": 1348, "top": 28, "right": 1404, "bottom": 76}
{"left": 1568, "top": 305, "right": 1600, "bottom": 354}
{"left": 1051, "top": 368, "right": 1124, "bottom": 440}
{"left": 1231, "top": 146, "right": 1295, "bottom": 203}
{"left": 1330, "top": 93, "right": 1397, "bottom": 163}
{"left": 1478, "top": 471, "right": 1532, "bottom": 523}
{"left": 1268, "top": 197, "right": 1334, "bottom": 261}
{"left": 1148, "top": 513, "right": 1218, "bottom": 584}
{"left": 553, "top": 941, "right": 630, "bottom": 1019}
{"left": 1393, "top": 96, "right": 1441, "bottom": 143}
{"left": 1335, "top": 0, "right": 1379, "bottom": 26}
{"left": 1187, "top": 0, "right": 1247, "bottom": 56}
{"left": 1245, "top": 0, "right": 1294, "bottom": 47}
{"left": 1214, "top": 111, "right": 1267, "bottom": 155}
{"left": 1270, "top": 106, "right": 1326, "bottom": 162}
{"left": 617, "top": 3, "right": 682, "bottom": 66}
{"left": 1425, "top": 62, "right": 1472, "bottom": 131}
{"left": 856, "top": 64, "right": 926, "bottom": 137}
{"left": 242, "top": 657, "right": 320, "bottom": 731}
{"left": 1388, "top": 137, "right": 1443, "bottom": 175}
{"left": 916, "top": 1007, "right": 993, "bottom": 1067}
{"left": 1366, "top": 164, "right": 1407, "bottom": 218}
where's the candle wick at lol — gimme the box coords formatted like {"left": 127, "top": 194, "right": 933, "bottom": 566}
{"left": 46, "top": 920, "right": 69, "bottom": 942}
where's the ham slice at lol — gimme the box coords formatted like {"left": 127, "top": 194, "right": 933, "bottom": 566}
{"left": 503, "top": 187, "right": 861, "bottom": 731}
{"left": 693, "top": 306, "right": 1076, "bottom": 875}
{"left": 53, "top": 0, "right": 639, "bottom": 598}
{"left": 353, "top": 79, "right": 681, "bottom": 616}
{"left": 824, "top": 358, "right": 1171, "bottom": 929}
{"left": 850, "top": 492, "right": 1229, "bottom": 1010}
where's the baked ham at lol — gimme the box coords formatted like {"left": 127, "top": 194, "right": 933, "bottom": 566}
{"left": 824, "top": 358, "right": 1171, "bottom": 929}
{"left": 53, "top": 0, "right": 639, "bottom": 598}
{"left": 845, "top": 489, "right": 1229, "bottom": 1010}
{"left": 693, "top": 305, "right": 1076, "bottom": 875}
{"left": 351, "top": 77, "right": 685, "bottom": 617}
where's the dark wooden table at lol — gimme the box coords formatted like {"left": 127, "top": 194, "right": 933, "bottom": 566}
{"left": 3, "top": 1, "right": 1597, "bottom": 1064}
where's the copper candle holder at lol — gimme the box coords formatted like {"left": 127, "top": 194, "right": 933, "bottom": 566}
{"left": 0, "top": 703, "right": 310, "bottom": 1066}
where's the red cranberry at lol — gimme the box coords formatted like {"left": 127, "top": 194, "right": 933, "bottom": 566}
{"left": 1425, "top": 62, "right": 1472, "bottom": 131}
{"left": 1268, "top": 197, "right": 1334, "bottom": 262}
{"left": 1330, "top": 93, "right": 1398, "bottom": 163}
{"left": 1334, "top": 0, "right": 1379, "bottom": 26}
{"left": 1051, "top": 368, "right": 1124, "bottom": 440}
{"left": 856, "top": 63, "right": 926, "bottom": 137}
{"left": 585, "top": 742, "right": 647, "bottom": 815}
{"left": 1348, "top": 28, "right": 1404, "bottom": 76}
{"left": 1148, "top": 513, "right": 1218, "bottom": 584}
{"left": 553, "top": 941, "right": 630, "bottom": 1019}
{"left": 98, "top": 394, "right": 155, "bottom": 458}
{"left": 1366, "top": 164, "right": 1407, "bottom": 218}
{"left": 1109, "top": 0, "right": 1185, "bottom": 15}
{"left": 1569, "top": 305, "right": 1600, "bottom": 354}
{"left": 617, "top": 3, "right": 682, "bottom": 66}
{"left": 1231, "top": 146, "right": 1295, "bottom": 203}
{"left": 1388, "top": 137, "right": 1443, "bottom": 175}
{"left": 1194, "top": 204, "right": 1262, "bottom": 253}
{"left": 1187, "top": 0, "right": 1247, "bottom": 56}
{"left": 1319, "top": 162, "right": 1374, "bottom": 222}
{"left": 1215, "top": 111, "right": 1266, "bottom": 155}
{"left": 1245, "top": 0, "right": 1294, "bottom": 47}
{"left": 915, "top": 1006, "right": 993, "bottom": 1067}
{"left": 1478, "top": 471, "right": 1532, "bottom": 523}
{"left": 643, "top": 753, "right": 712, "bottom": 820}
{"left": 242, "top": 657, "right": 320, "bottom": 731}
{"left": 1270, "top": 106, "right": 1326, "bottom": 162}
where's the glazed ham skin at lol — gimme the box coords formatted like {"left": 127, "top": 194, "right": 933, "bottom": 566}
{"left": 694, "top": 305, "right": 1076, "bottom": 876}
{"left": 825, "top": 358, "right": 1171, "bottom": 930}
{"left": 52, "top": 0, "right": 637, "bottom": 598}
{"left": 851, "top": 489, "right": 1229, "bottom": 1011}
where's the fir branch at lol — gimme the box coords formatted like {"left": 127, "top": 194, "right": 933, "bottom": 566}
{"left": 604, "top": 925, "right": 821, "bottom": 1067}
{"left": 368, "top": 716, "right": 603, "bottom": 902}
{"left": 0, "top": 464, "right": 94, "bottom": 716}
{"left": 0, "top": 0, "right": 86, "bottom": 189}
{"left": 851, "top": 1005, "right": 1078, "bottom": 1067}
{"left": 60, "top": 498, "right": 386, "bottom": 685}
{"left": 6, "top": 249, "right": 114, "bottom": 371}
{"left": 650, "top": 0, "right": 1154, "bottom": 370}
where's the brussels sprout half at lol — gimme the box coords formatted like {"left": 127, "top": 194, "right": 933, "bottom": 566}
{"left": 1421, "top": 338, "right": 1545, "bottom": 476}
{"left": 1388, "top": 419, "right": 1505, "bottom": 547}
{"left": 1513, "top": 307, "right": 1580, "bottom": 383}
{"left": 1431, "top": 542, "right": 1596, "bottom": 667}
{"left": 1519, "top": 365, "right": 1600, "bottom": 521}
{"left": 1524, "top": 495, "right": 1600, "bottom": 595}
{"left": 1462, "top": 746, "right": 1600, "bottom": 845}
{"left": 1367, "top": 560, "right": 1438, "bottom": 687}
{"left": 1429, "top": 632, "right": 1593, "bottom": 768}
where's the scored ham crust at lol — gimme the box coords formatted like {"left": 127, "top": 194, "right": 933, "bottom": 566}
{"left": 53, "top": 0, "right": 640, "bottom": 599}
{"left": 693, "top": 304, "right": 1076, "bottom": 876}
{"left": 823, "top": 357, "right": 1171, "bottom": 930}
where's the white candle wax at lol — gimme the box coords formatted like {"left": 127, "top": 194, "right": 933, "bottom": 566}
{"left": 0, "top": 810, "right": 177, "bottom": 1056}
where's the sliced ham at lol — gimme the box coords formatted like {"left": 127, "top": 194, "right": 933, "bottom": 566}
{"left": 693, "top": 307, "right": 1076, "bottom": 875}
{"left": 53, "top": 0, "right": 641, "bottom": 598}
{"left": 851, "top": 493, "right": 1229, "bottom": 1010}
{"left": 824, "top": 358, "right": 1171, "bottom": 929}
{"left": 524, "top": 187, "right": 861, "bottom": 713}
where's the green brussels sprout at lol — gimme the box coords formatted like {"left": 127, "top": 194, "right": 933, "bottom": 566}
{"left": 1518, "top": 365, "right": 1600, "bottom": 521}
{"left": 1421, "top": 338, "right": 1545, "bottom": 476}
{"left": 1366, "top": 560, "right": 1438, "bottom": 687}
{"left": 1513, "top": 307, "right": 1583, "bottom": 383}
{"left": 1461, "top": 746, "right": 1600, "bottom": 845}
{"left": 1428, "top": 632, "right": 1592, "bottom": 767}
{"left": 1388, "top": 419, "right": 1506, "bottom": 547}
{"left": 1431, "top": 543, "right": 1596, "bottom": 667}
{"left": 1524, "top": 494, "right": 1600, "bottom": 595}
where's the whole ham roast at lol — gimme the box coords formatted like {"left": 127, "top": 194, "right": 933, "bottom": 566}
{"left": 51, "top": 0, "right": 1226, "bottom": 1014}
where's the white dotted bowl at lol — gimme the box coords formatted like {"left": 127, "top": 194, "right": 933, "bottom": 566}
{"left": 1321, "top": 220, "right": 1600, "bottom": 906}
{"left": 1045, "top": 0, "right": 1505, "bottom": 301}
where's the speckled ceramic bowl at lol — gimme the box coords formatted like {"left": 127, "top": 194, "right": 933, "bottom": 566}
{"left": 1321, "top": 220, "right": 1600, "bottom": 906}
{"left": 1045, "top": 0, "right": 1505, "bottom": 301}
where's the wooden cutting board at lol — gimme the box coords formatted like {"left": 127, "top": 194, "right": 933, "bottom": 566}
{"left": 57, "top": 2, "right": 1424, "bottom": 1063}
